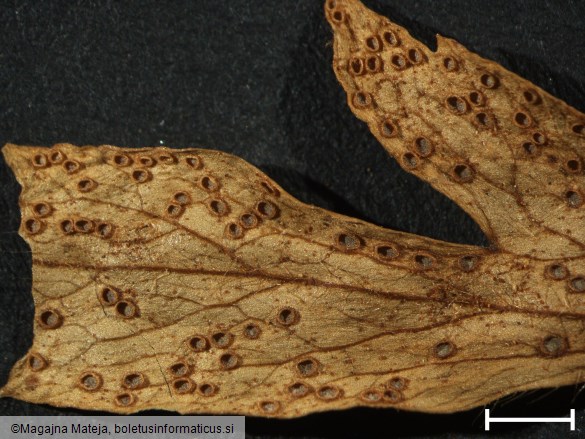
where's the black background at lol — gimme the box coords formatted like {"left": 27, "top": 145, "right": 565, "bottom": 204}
{"left": 1, "top": 1, "right": 584, "bottom": 437}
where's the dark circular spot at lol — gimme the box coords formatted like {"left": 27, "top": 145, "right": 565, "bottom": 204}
{"left": 514, "top": 112, "right": 533, "bottom": 128}
{"left": 565, "top": 190, "right": 583, "bottom": 208}
{"left": 353, "top": 91, "right": 372, "bottom": 108}
{"left": 225, "top": 222, "right": 244, "bottom": 239}
{"left": 115, "top": 300, "right": 138, "bottom": 319}
{"left": 200, "top": 175, "right": 219, "bottom": 192}
{"left": 365, "top": 35, "right": 382, "bottom": 52}
{"left": 24, "top": 218, "right": 44, "bottom": 235}
{"left": 289, "top": 382, "right": 311, "bottom": 398}
{"left": 49, "top": 151, "right": 66, "bottom": 164}
{"left": 523, "top": 89, "right": 541, "bottom": 104}
{"left": 480, "top": 73, "right": 499, "bottom": 89}
{"left": 452, "top": 164, "right": 475, "bottom": 183}
{"left": 443, "top": 57, "right": 458, "bottom": 71}
{"left": 166, "top": 203, "right": 184, "bottom": 218}
{"left": 100, "top": 286, "right": 120, "bottom": 306}
{"left": 475, "top": 112, "right": 493, "bottom": 128}
{"left": 259, "top": 400, "right": 280, "bottom": 414}
{"left": 188, "top": 335, "right": 210, "bottom": 352}
{"left": 169, "top": 362, "right": 189, "bottom": 377}
{"left": 277, "top": 307, "right": 300, "bottom": 326}
{"left": 380, "top": 119, "right": 398, "bottom": 138}
{"left": 219, "top": 352, "right": 241, "bottom": 370}
{"left": 383, "top": 388, "right": 403, "bottom": 403}
{"left": 123, "top": 373, "right": 146, "bottom": 390}
{"left": 383, "top": 30, "right": 400, "bottom": 46}
{"left": 32, "top": 153, "right": 48, "bottom": 168}
{"left": 198, "top": 383, "right": 217, "bottom": 396}
{"left": 157, "top": 153, "right": 176, "bottom": 164}
{"left": 413, "top": 137, "right": 433, "bottom": 157}
{"left": 297, "top": 358, "right": 319, "bottom": 377}
{"left": 522, "top": 142, "right": 540, "bottom": 156}
{"left": 77, "top": 178, "right": 97, "bottom": 192}
{"left": 331, "top": 10, "right": 345, "bottom": 23}
{"left": 446, "top": 96, "right": 468, "bottom": 115}
{"left": 211, "top": 332, "right": 234, "bottom": 348}
{"left": 532, "top": 132, "right": 547, "bottom": 145}
{"left": 137, "top": 155, "right": 156, "bottom": 167}
{"left": 172, "top": 378, "right": 195, "bottom": 394}
{"left": 407, "top": 48, "right": 424, "bottom": 64}
{"left": 572, "top": 124, "right": 585, "bottom": 136}
{"left": 113, "top": 154, "right": 132, "bottom": 167}
{"left": 469, "top": 91, "right": 485, "bottom": 106}
{"left": 27, "top": 353, "right": 48, "bottom": 371}
{"left": 336, "top": 233, "right": 362, "bottom": 251}
{"left": 74, "top": 218, "right": 95, "bottom": 233}
{"left": 540, "top": 335, "right": 568, "bottom": 357}
{"left": 349, "top": 57, "right": 364, "bottom": 75}
{"left": 115, "top": 393, "right": 135, "bottom": 407}
{"left": 366, "top": 55, "right": 382, "bottom": 73}
{"left": 387, "top": 377, "right": 408, "bottom": 390}
{"left": 208, "top": 198, "right": 229, "bottom": 216}
{"left": 80, "top": 372, "right": 102, "bottom": 391}
{"left": 402, "top": 152, "right": 418, "bottom": 169}
{"left": 173, "top": 192, "right": 191, "bottom": 205}
{"left": 414, "top": 253, "right": 434, "bottom": 270}
{"left": 33, "top": 203, "right": 51, "bottom": 217}
{"left": 569, "top": 276, "right": 585, "bottom": 292}
{"left": 244, "top": 323, "right": 261, "bottom": 339}
{"left": 459, "top": 255, "right": 479, "bottom": 272}
{"left": 260, "top": 181, "right": 280, "bottom": 197}
{"left": 256, "top": 200, "right": 279, "bottom": 219}
{"left": 96, "top": 222, "right": 114, "bottom": 239}
{"left": 390, "top": 54, "right": 408, "bottom": 70}
{"left": 360, "top": 389, "right": 382, "bottom": 402}
{"left": 317, "top": 385, "right": 341, "bottom": 400}
{"left": 38, "top": 309, "right": 63, "bottom": 329}
{"left": 434, "top": 341, "right": 456, "bottom": 359}
{"left": 186, "top": 155, "right": 203, "bottom": 169}
{"left": 376, "top": 244, "right": 399, "bottom": 260}
{"left": 545, "top": 264, "right": 568, "bottom": 280}
{"left": 63, "top": 160, "right": 82, "bottom": 174}
{"left": 239, "top": 212, "right": 259, "bottom": 229}
{"left": 131, "top": 169, "right": 151, "bottom": 183}
{"left": 60, "top": 219, "right": 75, "bottom": 235}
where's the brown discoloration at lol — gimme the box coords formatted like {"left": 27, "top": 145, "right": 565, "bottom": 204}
{"left": 0, "top": 0, "right": 584, "bottom": 418}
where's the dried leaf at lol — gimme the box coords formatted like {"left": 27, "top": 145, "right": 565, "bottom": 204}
{"left": 1, "top": 0, "right": 584, "bottom": 418}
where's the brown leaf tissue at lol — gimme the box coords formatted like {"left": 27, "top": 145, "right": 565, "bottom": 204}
{"left": 1, "top": 0, "right": 584, "bottom": 418}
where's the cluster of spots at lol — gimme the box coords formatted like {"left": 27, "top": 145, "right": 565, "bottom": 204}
{"left": 58, "top": 217, "right": 115, "bottom": 239}
{"left": 165, "top": 191, "right": 192, "bottom": 219}
{"left": 99, "top": 286, "right": 140, "bottom": 319}
{"left": 187, "top": 331, "right": 242, "bottom": 371}
{"left": 543, "top": 264, "right": 585, "bottom": 294}
{"left": 23, "top": 202, "right": 54, "bottom": 235}
{"left": 167, "top": 359, "right": 218, "bottom": 397}
{"left": 360, "top": 376, "right": 408, "bottom": 405}
{"left": 30, "top": 149, "right": 83, "bottom": 175}
{"left": 37, "top": 309, "right": 63, "bottom": 330}
{"left": 224, "top": 198, "right": 280, "bottom": 241}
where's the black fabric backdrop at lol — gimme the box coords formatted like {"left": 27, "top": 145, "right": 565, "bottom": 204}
{"left": 1, "top": 1, "right": 584, "bottom": 438}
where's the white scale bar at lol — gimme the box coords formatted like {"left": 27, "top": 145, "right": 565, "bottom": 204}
{"left": 485, "top": 409, "right": 575, "bottom": 431}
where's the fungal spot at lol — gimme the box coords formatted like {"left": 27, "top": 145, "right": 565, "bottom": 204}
{"left": 32, "top": 153, "right": 49, "bottom": 168}
{"left": 387, "top": 377, "right": 408, "bottom": 390}
{"left": 79, "top": 372, "right": 102, "bottom": 392}
{"left": 225, "top": 222, "right": 244, "bottom": 239}
{"left": 122, "top": 372, "right": 147, "bottom": 390}
{"left": 382, "top": 29, "right": 400, "bottom": 46}
{"left": 113, "top": 154, "right": 132, "bottom": 167}
{"left": 74, "top": 218, "right": 95, "bottom": 233}
{"left": 414, "top": 253, "right": 434, "bottom": 270}
{"left": 198, "top": 383, "right": 218, "bottom": 396}
{"left": 380, "top": 119, "right": 398, "bottom": 138}
{"left": 475, "top": 112, "right": 494, "bottom": 128}
{"left": 446, "top": 96, "right": 468, "bottom": 115}
{"left": 260, "top": 181, "right": 280, "bottom": 197}
{"left": 522, "top": 142, "right": 540, "bottom": 157}
{"left": 569, "top": 276, "right": 585, "bottom": 292}
{"left": 173, "top": 191, "right": 191, "bottom": 205}
{"left": 27, "top": 353, "right": 48, "bottom": 372}
{"left": 259, "top": 400, "right": 280, "bottom": 415}
{"left": 382, "top": 389, "right": 403, "bottom": 403}
{"left": 317, "top": 385, "right": 341, "bottom": 400}
{"left": 365, "top": 55, "right": 383, "bottom": 73}
{"left": 452, "top": 164, "right": 475, "bottom": 183}
{"left": 349, "top": 58, "right": 364, "bottom": 76}
{"left": 77, "top": 178, "right": 97, "bottom": 192}
{"left": 211, "top": 332, "right": 234, "bottom": 348}
{"left": 390, "top": 53, "right": 408, "bottom": 70}
{"left": 60, "top": 219, "right": 75, "bottom": 235}
{"left": 172, "top": 378, "right": 195, "bottom": 394}
{"left": 442, "top": 57, "right": 458, "bottom": 71}
{"left": 115, "top": 393, "right": 136, "bottom": 407}
{"left": 166, "top": 203, "right": 184, "bottom": 218}
{"left": 336, "top": 233, "right": 362, "bottom": 251}
{"left": 296, "top": 358, "right": 319, "bottom": 377}
{"left": 376, "top": 244, "right": 399, "bottom": 260}
{"left": 169, "top": 362, "right": 190, "bottom": 377}
{"left": 331, "top": 9, "right": 345, "bottom": 23}
{"left": 540, "top": 335, "right": 568, "bottom": 357}
{"left": 564, "top": 158, "right": 583, "bottom": 174}
{"left": 33, "top": 202, "right": 52, "bottom": 217}
{"left": 256, "top": 200, "right": 279, "bottom": 219}
{"left": 96, "top": 222, "right": 114, "bottom": 239}
{"left": 545, "top": 264, "right": 568, "bottom": 280}
{"left": 413, "top": 137, "right": 433, "bottom": 157}
{"left": 186, "top": 155, "right": 203, "bottom": 169}
{"left": 532, "top": 132, "right": 547, "bottom": 145}
{"left": 459, "top": 255, "right": 479, "bottom": 272}
{"left": 434, "top": 341, "right": 456, "bottom": 359}
{"left": 137, "top": 155, "right": 156, "bottom": 167}
{"left": 63, "top": 160, "right": 82, "bottom": 174}
{"left": 38, "top": 309, "right": 63, "bottom": 329}
{"left": 239, "top": 212, "right": 259, "bottom": 229}
{"left": 157, "top": 153, "right": 176, "bottom": 164}
{"left": 360, "top": 389, "right": 382, "bottom": 402}
{"left": 289, "top": 382, "right": 311, "bottom": 398}
{"left": 565, "top": 190, "right": 583, "bottom": 208}
{"left": 244, "top": 323, "right": 261, "bottom": 339}
{"left": 131, "top": 169, "right": 151, "bottom": 183}
{"left": 365, "top": 35, "right": 382, "bottom": 52}
{"left": 572, "top": 124, "right": 585, "bottom": 135}
{"left": 49, "top": 150, "right": 66, "bottom": 164}
{"left": 523, "top": 89, "right": 541, "bottom": 105}
{"left": 352, "top": 91, "right": 372, "bottom": 108}
{"left": 219, "top": 352, "right": 241, "bottom": 370}
{"left": 402, "top": 152, "right": 418, "bottom": 169}
{"left": 469, "top": 91, "right": 485, "bottom": 106}
{"left": 326, "top": 0, "right": 336, "bottom": 10}
{"left": 24, "top": 218, "right": 44, "bottom": 235}
{"left": 207, "top": 198, "right": 230, "bottom": 216}
{"left": 480, "top": 73, "right": 499, "bottom": 89}
{"left": 115, "top": 300, "right": 139, "bottom": 319}
{"left": 188, "top": 335, "right": 210, "bottom": 352}
{"left": 276, "top": 307, "right": 300, "bottom": 326}
{"left": 407, "top": 48, "right": 424, "bottom": 64}
{"left": 200, "top": 175, "right": 220, "bottom": 192}
{"left": 514, "top": 111, "right": 533, "bottom": 128}
{"left": 100, "top": 286, "right": 120, "bottom": 306}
